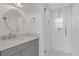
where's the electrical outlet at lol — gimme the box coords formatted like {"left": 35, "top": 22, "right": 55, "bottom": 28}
{"left": 44, "top": 50, "right": 47, "bottom": 54}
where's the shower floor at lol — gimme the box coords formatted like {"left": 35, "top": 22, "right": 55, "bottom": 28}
{"left": 48, "top": 48, "right": 72, "bottom": 56}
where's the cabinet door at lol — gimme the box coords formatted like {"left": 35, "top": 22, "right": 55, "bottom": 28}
{"left": 21, "top": 39, "right": 39, "bottom": 56}
{"left": 21, "top": 46, "right": 33, "bottom": 56}
{"left": 32, "top": 39, "right": 39, "bottom": 56}
{"left": 32, "top": 45, "right": 39, "bottom": 56}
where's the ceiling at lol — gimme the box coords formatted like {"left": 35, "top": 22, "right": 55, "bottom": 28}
{"left": 48, "top": 3, "right": 72, "bottom": 10}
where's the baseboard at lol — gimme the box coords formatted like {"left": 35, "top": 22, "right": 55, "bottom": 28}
{"left": 48, "top": 48, "right": 72, "bottom": 56}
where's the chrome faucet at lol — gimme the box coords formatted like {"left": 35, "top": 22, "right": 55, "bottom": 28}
{"left": 8, "top": 32, "right": 12, "bottom": 39}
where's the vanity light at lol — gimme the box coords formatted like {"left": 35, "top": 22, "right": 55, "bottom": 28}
{"left": 15, "top": 3, "right": 23, "bottom": 8}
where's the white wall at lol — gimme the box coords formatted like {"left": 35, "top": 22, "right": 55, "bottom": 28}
{"left": 19, "top": 4, "right": 43, "bottom": 34}
{"left": 0, "top": 3, "right": 44, "bottom": 35}
{"left": 20, "top": 4, "right": 44, "bottom": 56}
{"left": 48, "top": 3, "right": 72, "bottom": 10}
{"left": 72, "top": 4, "right": 79, "bottom": 55}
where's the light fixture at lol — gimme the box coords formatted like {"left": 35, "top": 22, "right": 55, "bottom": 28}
{"left": 15, "top": 3, "right": 23, "bottom": 8}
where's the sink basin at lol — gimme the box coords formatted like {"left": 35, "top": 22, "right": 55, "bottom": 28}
{"left": 0, "top": 33, "right": 39, "bottom": 41}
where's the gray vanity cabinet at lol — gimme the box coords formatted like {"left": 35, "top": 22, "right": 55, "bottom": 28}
{"left": 0, "top": 39, "right": 39, "bottom": 56}
{"left": 21, "top": 39, "right": 39, "bottom": 56}
{"left": 21, "top": 45, "right": 33, "bottom": 56}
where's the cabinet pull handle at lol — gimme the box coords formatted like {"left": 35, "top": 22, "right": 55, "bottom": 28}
{"left": 65, "top": 27, "right": 67, "bottom": 36}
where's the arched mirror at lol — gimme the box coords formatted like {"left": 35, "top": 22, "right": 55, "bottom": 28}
{"left": 3, "top": 8, "right": 24, "bottom": 32}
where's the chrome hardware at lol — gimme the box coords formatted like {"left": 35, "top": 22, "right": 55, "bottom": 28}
{"left": 65, "top": 27, "right": 67, "bottom": 36}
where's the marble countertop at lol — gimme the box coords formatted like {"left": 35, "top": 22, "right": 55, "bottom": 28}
{"left": 0, "top": 35, "right": 39, "bottom": 51}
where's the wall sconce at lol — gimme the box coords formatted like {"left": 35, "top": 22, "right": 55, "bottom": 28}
{"left": 15, "top": 3, "right": 23, "bottom": 8}
{"left": 0, "top": 17, "right": 6, "bottom": 22}
{"left": 31, "top": 17, "right": 36, "bottom": 23}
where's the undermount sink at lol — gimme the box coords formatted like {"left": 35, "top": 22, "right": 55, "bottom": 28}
{"left": 0, "top": 33, "right": 39, "bottom": 41}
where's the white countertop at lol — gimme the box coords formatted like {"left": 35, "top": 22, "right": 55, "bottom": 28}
{"left": 0, "top": 35, "right": 39, "bottom": 51}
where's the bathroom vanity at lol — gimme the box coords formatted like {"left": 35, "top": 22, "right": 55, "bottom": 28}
{"left": 0, "top": 36, "right": 39, "bottom": 56}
